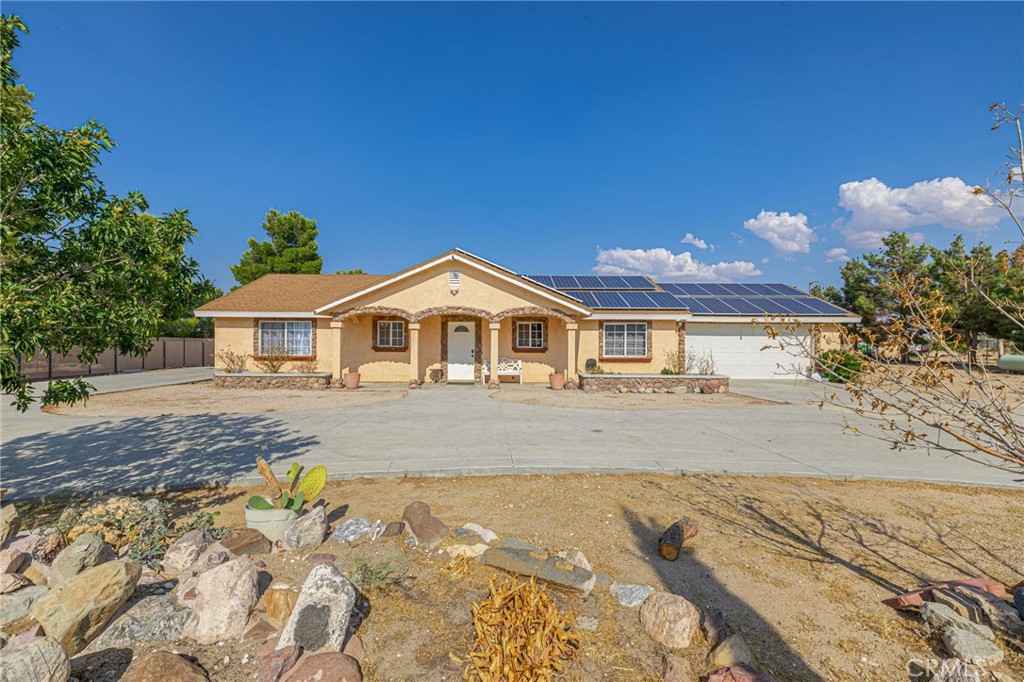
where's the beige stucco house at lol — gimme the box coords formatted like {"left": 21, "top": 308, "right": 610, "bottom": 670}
{"left": 195, "top": 249, "right": 857, "bottom": 385}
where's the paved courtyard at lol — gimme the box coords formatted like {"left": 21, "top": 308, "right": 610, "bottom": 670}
{"left": 1, "top": 369, "right": 1018, "bottom": 499}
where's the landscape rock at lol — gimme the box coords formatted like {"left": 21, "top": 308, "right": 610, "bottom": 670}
{"left": 462, "top": 522, "right": 498, "bottom": 544}
{"left": 401, "top": 502, "right": 449, "bottom": 549}
{"left": 369, "top": 519, "right": 385, "bottom": 541}
{"left": 480, "top": 546, "right": 596, "bottom": 597}
{"left": 0, "top": 504, "right": 20, "bottom": 548}
{"left": 91, "top": 594, "right": 192, "bottom": 648}
{"left": 662, "top": 654, "right": 696, "bottom": 682}
{"left": 31, "top": 560, "right": 141, "bottom": 655}
{"left": 284, "top": 507, "right": 329, "bottom": 550}
{"left": 162, "top": 531, "right": 215, "bottom": 573}
{"left": 122, "top": 650, "right": 209, "bottom": 682}
{"left": 258, "top": 644, "right": 301, "bottom": 682}
{"left": 265, "top": 583, "right": 300, "bottom": 627}
{"left": 883, "top": 578, "right": 1006, "bottom": 610}
{"left": 702, "top": 609, "right": 728, "bottom": 648}
{"left": 610, "top": 583, "right": 654, "bottom": 608}
{"left": 932, "top": 588, "right": 985, "bottom": 623}
{"left": 951, "top": 585, "right": 1024, "bottom": 640}
{"left": 0, "top": 585, "right": 48, "bottom": 629}
{"left": 0, "top": 573, "right": 33, "bottom": 594}
{"left": 51, "top": 533, "right": 115, "bottom": 583}
{"left": 380, "top": 521, "right": 405, "bottom": 538}
{"left": 0, "top": 636, "right": 70, "bottom": 682}
{"left": 920, "top": 602, "right": 994, "bottom": 640}
{"left": 446, "top": 543, "right": 490, "bottom": 559}
{"left": 639, "top": 591, "right": 701, "bottom": 649}
{"left": 277, "top": 562, "right": 356, "bottom": 653}
{"left": 1015, "top": 584, "right": 1024, "bottom": 620}
{"left": 243, "top": 617, "right": 278, "bottom": 641}
{"left": 342, "top": 633, "right": 366, "bottom": 661}
{"left": 5, "top": 620, "right": 43, "bottom": 649}
{"left": 500, "top": 537, "right": 542, "bottom": 552}
{"left": 0, "top": 548, "right": 29, "bottom": 574}
{"left": 181, "top": 558, "right": 259, "bottom": 644}
{"left": 220, "top": 528, "right": 272, "bottom": 557}
{"left": 710, "top": 634, "right": 755, "bottom": 668}
{"left": 707, "top": 665, "right": 775, "bottom": 682}
{"left": 942, "top": 628, "right": 1004, "bottom": 667}
{"left": 566, "top": 549, "right": 592, "bottom": 572}
{"left": 283, "top": 652, "right": 362, "bottom": 681}
{"left": 330, "top": 517, "right": 373, "bottom": 544}
{"left": 30, "top": 531, "right": 65, "bottom": 566}
{"left": 578, "top": 616, "right": 598, "bottom": 631}
{"left": 307, "top": 552, "right": 338, "bottom": 565}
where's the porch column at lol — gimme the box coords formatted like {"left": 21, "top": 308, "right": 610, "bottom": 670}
{"left": 488, "top": 321, "right": 501, "bottom": 386}
{"left": 566, "top": 322, "right": 578, "bottom": 381}
{"left": 330, "top": 319, "right": 344, "bottom": 384}
{"left": 408, "top": 322, "right": 421, "bottom": 386}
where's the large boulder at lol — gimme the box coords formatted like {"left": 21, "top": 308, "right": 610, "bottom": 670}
{"left": 0, "top": 585, "right": 48, "bottom": 630}
{"left": 284, "top": 507, "right": 329, "bottom": 550}
{"left": 30, "top": 560, "right": 141, "bottom": 655}
{"left": 220, "top": 528, "right": 272, "bottom": 557}
{"left": 122, "top": 650, "right": 210, "bottom": 682}
{"left": 710, "top": 634, "right": 755, "bottom": 668}
{"left": 639, "top": 591, "right": 701, "bottom": 649}
{"left": 480, "top": 547, "right": 596, "bottom": 597}
{"left": 0, "top": 635, "right": 70, "bottom": 682}
{"left": 92, "top": 593, "right": 192, "bottom": 648}
{"left": 920, "top": 602, "right": 994, "bottom": 640}
{"left": 0, "top": 573, "right": 33, "bottom": 594}
{"left": 277, "top": 562, "right": 355, "bottom": 654}
{"left": 283, "top": 652, "right": 362, "bottom": 681}
{"left": 0, "top": 548, "right": 29, "bottom": 574}
{"left": 942, "top": 628, "right": 1004, "bottom": 667}
{"left": 0, "top": 504, "right": 20, "bottom": 548}
{"left": 181, "top": 558, "right": 259, "bottom": 644}
{"left": 162, "top": 530, "right": 214, "bottom": 573}
{"left": 401, "top": 502, "right": 449, "bottom": 548}
{"left": 51, "top": 533, "right": 115, "bottom": 583}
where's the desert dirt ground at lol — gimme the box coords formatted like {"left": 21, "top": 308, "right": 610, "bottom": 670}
{"left": 490, "top": 388, "right": 779, "bottom": 410}
{"left": 43, "top": 384, "right": 407, "bottom": 417}
{"left": 21, "top": 474, "right": 1024, "bottom": 682}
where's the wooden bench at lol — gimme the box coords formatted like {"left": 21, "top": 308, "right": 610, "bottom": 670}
{"left": 482, "top": 357, "right": 523, "bottom": 384}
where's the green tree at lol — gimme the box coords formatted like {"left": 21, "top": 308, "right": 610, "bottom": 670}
{"left": 157, "top": 280, "right": 223, "bottom": 338}
{"left": 231, "top": 209, "right": 322, "bottom": 286}
{"left": 335, "top": 268, "right": 367, "bottom": 275}
{"left": 808, "top": 283, "right": 843, "bottom": 307}
{"left": 838, "top": 232, "right": 931, "bottom": 328}
{"left": 0, "top": 15, "right": 209, "bottom": 410}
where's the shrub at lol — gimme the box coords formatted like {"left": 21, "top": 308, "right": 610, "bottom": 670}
{"left": 662, "top": 350, "right": 684, "bottom": 374}
{"left": 344, "top": 556, "right": 408, "bottom": 592}
{"left": 292, "top": 359, "right": 319, "bottom": 373}
{"left": 217, "top": 349, "right": 249, "bottom": 373}
{"left": 819, "top": 348, "right": 865, "bottom": 383}
{"left": 253, "top": 347, "right": 290, "bottom": 373}
{"left": 685, "top": 350, "right": 717, "bottom": 375}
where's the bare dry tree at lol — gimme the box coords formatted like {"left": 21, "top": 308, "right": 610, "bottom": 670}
{"left": 766, "top": 103, "right": 1024, "bottom": 478}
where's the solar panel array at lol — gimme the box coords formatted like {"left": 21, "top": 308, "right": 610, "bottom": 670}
{"left": 526, "top": 275, "right": 655, "bottom": 290}
{"left": 526, "top": 275, "right": 851, "bottom": 315}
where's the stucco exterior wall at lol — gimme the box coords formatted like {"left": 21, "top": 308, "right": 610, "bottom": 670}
{"left": 214, "top": 317, "right": 333, "bottom": 373}
{"left": 576, "top": 319, "right": 677, "bottom": 374}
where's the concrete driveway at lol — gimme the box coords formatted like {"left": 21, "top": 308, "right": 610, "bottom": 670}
{"left": 1, "top": 371, "right": 1019, "bottom": 499}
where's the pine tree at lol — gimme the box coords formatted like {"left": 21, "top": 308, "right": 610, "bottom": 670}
{"left": 231, "top": 209, "right": 323, "bottom": 286}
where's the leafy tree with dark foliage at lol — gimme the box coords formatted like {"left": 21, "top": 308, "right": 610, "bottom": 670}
{"left": 231, "top": 209, "right": 323, "bottom": 286}
{"left": 0, "top": 15, "right": 209, "bottom": 410}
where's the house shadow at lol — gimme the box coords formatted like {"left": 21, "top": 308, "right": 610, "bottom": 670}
{"left": 1, "top": 414, "right": 319, "bottom": 503}
{"left": 622, "top": 506, "right": 826, "bottom": 682}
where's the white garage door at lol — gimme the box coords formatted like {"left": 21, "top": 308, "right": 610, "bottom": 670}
{"left": 686, "top": 323, "right": 809, "bottom": 379}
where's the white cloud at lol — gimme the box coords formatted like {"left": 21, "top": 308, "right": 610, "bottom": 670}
{"left": 681, "top": 233, "right": 708, "bottom": 250}
{"left": 761, "top": 257, "right": 770, "bottom": 264}
{"left": 743, "top": 210, "right": 816, "bottom": 253}
{"left": 824, "top": 247, "right": 849, "bottom": 263}
{"left": 835, "top": 177, "right": 1003, "bottom": 248}
{"left": 594, "top": 247, "right": 762, "bottom": 282}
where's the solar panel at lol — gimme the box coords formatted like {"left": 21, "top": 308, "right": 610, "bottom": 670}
{"left": 573, "top": 275, "right": 604, "bottom": 289}
{"left": 692, "top": 283, "right": 735, "bottom": 296}
{"left": 647, "top": 291, "right": 687, "bottom": 308}
{"left": 694, "top": 298, "right": 739, "bottom": 314}
{"left": 801, "top": 298, "right": 852, "bottom": 315}
{"left": 658, "top": 282, "right": 711, "bottom": 296}
{"left": 618, "top": 291, "right": 656, "bottom": 308}
{"left": 525, "top": 275, "right": 555, "bottom": 287}
{"left": 737, "top": 283, "right": 775, "bottom": 296}
{"left": 552, "top": 275, "right": 579, "bottom": 289}
{"left": 594, "top": 291, "right": 627, "bottom": 308}
{"left": 727, "top": 284, "right": 764, "bottom": 296}
{"left": 774, "top": 297, "right": 819, "bottom": 315}
{"left": 674, "top": 297, "right": 712, "bottom": 314}
{"left": 765, "top": 284, "right": 806, "bottom": 296}
{"left": 619, "top": 276, "right": 656, "bottom": 290}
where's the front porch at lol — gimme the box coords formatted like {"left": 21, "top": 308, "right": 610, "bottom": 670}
{"left": 329, "top": 305, "right": 579, "bottom": 387}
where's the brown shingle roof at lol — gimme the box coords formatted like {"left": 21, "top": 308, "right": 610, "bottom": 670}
{"left": 195, "top": 274, "right": 389, "bottom": 314}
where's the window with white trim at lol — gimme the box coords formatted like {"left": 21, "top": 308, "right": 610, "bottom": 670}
{"left": 376, "top": 320, "right": 406, "bottom": 349}
{"left": 602, "top": 322, "right": 648, "bottom": 357}
{"left": 515, "top": 321, "right": 545, "bottom": 350}
{"left": 258, "top": 321, "right": 312, "bottom": 356}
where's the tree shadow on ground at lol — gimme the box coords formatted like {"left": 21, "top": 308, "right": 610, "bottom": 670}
{"left": 622, "top": 506, "right": 826, "bottom": 682}
{"left": 2, "top": 414, "right": 319, "bottom": 503}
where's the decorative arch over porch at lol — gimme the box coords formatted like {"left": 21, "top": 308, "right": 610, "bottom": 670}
{"left": 492, "top": 306, "right": 575, "bottom": 323}
{"left": 411, "top": 306, "right": 494, "bottom": 323}
{"left": 333, "top": 306, "right": 414, "bottom": 322}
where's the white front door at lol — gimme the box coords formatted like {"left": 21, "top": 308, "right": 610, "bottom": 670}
{"left": 447, "top": 322, "right": 476, "bottom": 382}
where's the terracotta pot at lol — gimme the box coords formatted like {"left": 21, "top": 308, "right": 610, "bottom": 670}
{"left": 549, "top": 372, "right": 566, "bottom": 390}
{"left": 344, "top": 372, "right": 361, "bottom": 389}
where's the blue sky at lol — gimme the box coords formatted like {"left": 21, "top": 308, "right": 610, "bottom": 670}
{"left": 9, "top": 2, "right": 1023, "bottom": 289}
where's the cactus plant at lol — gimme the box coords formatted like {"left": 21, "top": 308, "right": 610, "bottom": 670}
{"left": 247, "top": 495, "right": 274, "bottom": 511}
{"left": 250, "top": 458, "right": 326, "bottom": 511}
{"left": 298, "top": 465, "right": 327, "bottom": 500}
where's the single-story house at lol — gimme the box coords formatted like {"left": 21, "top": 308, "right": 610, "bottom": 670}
{"left": 195, "top": 248, "right": 858, "bottom": 384}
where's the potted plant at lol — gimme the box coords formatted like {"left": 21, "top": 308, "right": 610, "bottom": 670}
{"left": 245, "top": 457, "right": 328, "bottom": 542}
{"left": 549, "top": 371, "right": 566, "bottom": 390}
{"left": 344, "top": 372, "right": 361, "bottom": 389}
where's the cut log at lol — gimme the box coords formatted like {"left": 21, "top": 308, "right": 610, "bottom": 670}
{"left": 658, "top": 517, "right": 700, "bottom": 561}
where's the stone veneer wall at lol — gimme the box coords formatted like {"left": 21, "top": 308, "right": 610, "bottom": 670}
{"left": 578, "top": 373, "right": 729, "bottom": 394}
{"left": 214, "top": 373, "right": 332, "bottom": 390}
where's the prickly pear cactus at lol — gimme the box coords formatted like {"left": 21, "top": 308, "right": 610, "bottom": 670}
{"left": 298, "top": 465, "right": 327, "bottom": 500}
{"left": 247, "top": 495, "right": 274, "bottom": 510}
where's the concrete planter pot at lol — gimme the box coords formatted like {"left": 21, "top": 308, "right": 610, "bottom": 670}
{"left": 244, "top": 504, "right": 298, "bottom": 542}
{"left": 344, "top": 372, "right": 361, "bottom": 389}
{"left": 549, "top": 372, "right": 566, "bottom": 390}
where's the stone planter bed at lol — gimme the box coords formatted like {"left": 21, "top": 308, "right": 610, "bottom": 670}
{"left": 213, "top": 371, "right": 332, "bottom": 390}
{"left": 578, "top": 372, "right": 730, "bottom": 394}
